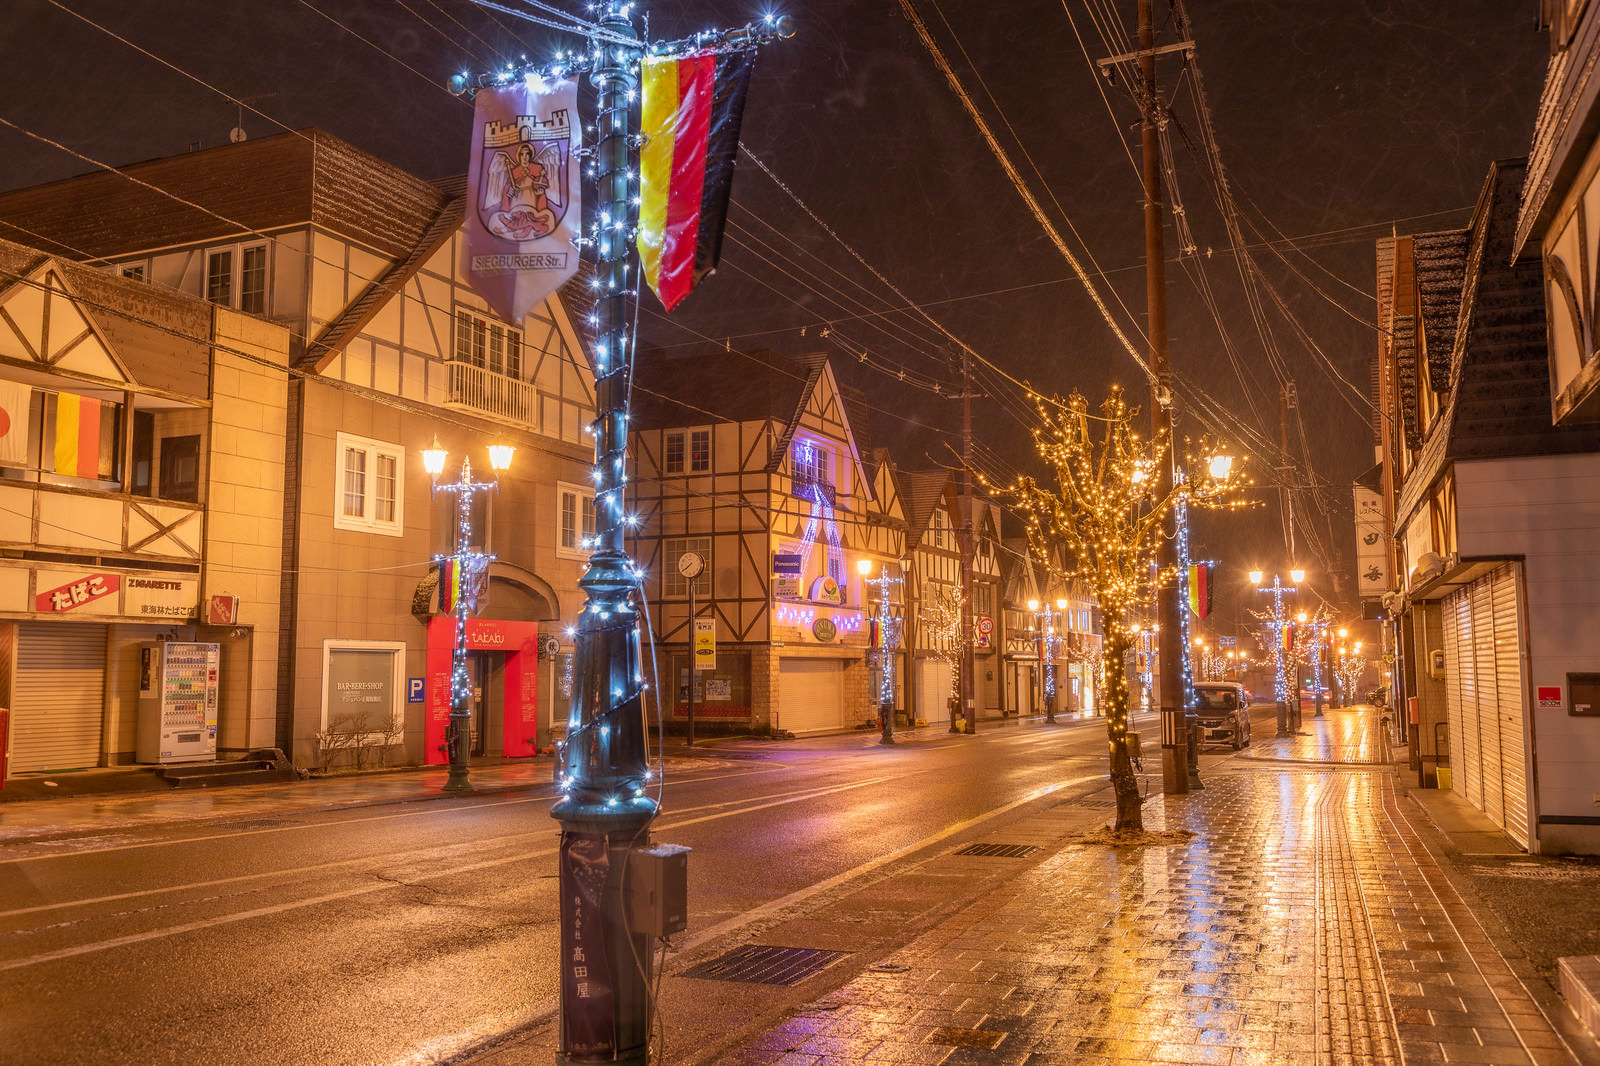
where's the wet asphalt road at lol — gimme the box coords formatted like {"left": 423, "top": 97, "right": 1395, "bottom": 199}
{"left": 0, "top": 711, "right": 1161, "bottom": 1066}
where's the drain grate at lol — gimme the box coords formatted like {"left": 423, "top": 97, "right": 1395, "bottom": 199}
{"left": 682, "top": 945, "right": 848, "bottom": 985}
{"left": 954, "top": 842, "right": 1040, "bottom": 858}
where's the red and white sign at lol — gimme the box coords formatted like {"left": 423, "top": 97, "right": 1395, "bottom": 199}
{"left": 36, "top": 572, "right": 119, "bottom": 613}
{"left": 1537, "top": 685, "right": 1564, "bottom": 710}
{"left": 978, "top": 616, "right": 994, "bottom": 635}
{"left": 207, "top": 594, "right": 240, "bottom": 626}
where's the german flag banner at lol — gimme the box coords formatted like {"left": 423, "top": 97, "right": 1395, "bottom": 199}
{"left": 1186, "top": 561, "right": 1212, "bottom": 619}
{"left": 53, "top": 393, "right": 101, "bottom": 479}
{"left": 637, "top": 48, "right": 756, "bottom": 312}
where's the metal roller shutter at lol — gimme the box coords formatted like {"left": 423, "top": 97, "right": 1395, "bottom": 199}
{"left": 777, "top": 658, "right": 844, "bottom": 735}
{"left": 1491, "top": 564, "right": 1530, "bottom": 850}
{"left": 1442, "top": 593, "right": 1466, "bottom": 795}
{"left": 11, "top": 622, "right": 106, "bottom": 773}
{"left": 1473, "top": 577, "right": 1505, "bottom": 829}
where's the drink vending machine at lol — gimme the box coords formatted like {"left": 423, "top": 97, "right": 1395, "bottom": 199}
{"left": 135, "top": 642, "right": 220, "bottom": 764}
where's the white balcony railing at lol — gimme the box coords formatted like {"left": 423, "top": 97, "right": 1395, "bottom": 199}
{"left": 447, "top": 361, "right": 536, "bottom": 426}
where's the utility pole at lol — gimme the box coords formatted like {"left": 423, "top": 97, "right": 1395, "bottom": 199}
{"left": 1137, "top": 0, "right": 1188, "bottom": 796}
{"left": 456, "top": 10, "right": 792, "bottom": 1064}
{"left": 960, "top": 350, "right": 976, "bottom": 734}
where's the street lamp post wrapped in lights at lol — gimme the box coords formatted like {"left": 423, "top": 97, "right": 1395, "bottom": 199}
{"left": 1250, "top": 569, "right": 1301, "bottom": 738}
{"left": 423, "top": 435, "right": 514, "bottom": 793}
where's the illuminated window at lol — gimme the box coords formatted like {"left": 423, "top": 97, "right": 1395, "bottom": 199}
{"left": 335, "top": 432, "right": 403, "bottom": 537}
{"left": 557, "top": 481, "right": 596, "bottom": 557}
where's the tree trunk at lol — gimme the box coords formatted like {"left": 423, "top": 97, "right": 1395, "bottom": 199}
{"left": 1101, "top": 629, "right": 1143, "bottom": 831}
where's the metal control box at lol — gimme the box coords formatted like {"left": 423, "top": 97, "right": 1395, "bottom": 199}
{"left": 626, "top": 842, "right": 691, "bottom": 937}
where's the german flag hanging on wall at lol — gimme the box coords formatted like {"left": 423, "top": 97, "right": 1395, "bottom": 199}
{"left": 1186, "top": 562, "right": 1212, "bottom": 619}
{"left": 637, "top": 48, "right": 756, "bottom": 312}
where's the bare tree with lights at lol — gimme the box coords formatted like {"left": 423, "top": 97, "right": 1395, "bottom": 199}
{"left": 1001, "top": 387, "right": 1245, "bottom": 831}
{"left": 919, "top": 584, "right": 970, "bottom": 731}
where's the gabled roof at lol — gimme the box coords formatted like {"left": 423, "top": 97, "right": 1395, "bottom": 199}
{"left": 896, "top": 469, "right": 954, "bottom": 551}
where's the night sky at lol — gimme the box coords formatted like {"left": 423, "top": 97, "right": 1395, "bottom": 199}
{"left": 0, "top": 0, "right": 1553, "bottom": 623}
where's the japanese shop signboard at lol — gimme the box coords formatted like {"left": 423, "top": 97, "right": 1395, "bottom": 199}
{"left": 35, "top": 571, "right": 120, "bottom": 614}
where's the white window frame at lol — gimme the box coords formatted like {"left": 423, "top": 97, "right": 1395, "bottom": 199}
{"left": 664, "top": 431, "right": 685, "bottom": 474}
{"left": 454, "top": 308, "right": 523, "bottom": 378}
{"left": 557, "top": 480, "right": 596, "bottom": 559}
{"left": 319, "top": 639, "right": 406, "bottom": 736}
{"left": 690, "top": 429, "right": 711, "bottom": 472}
{"left": 334, "top": 431, "right": 405, "bottom": 537}
{"left": 204, "top": 241, "right": 268, "bottom": 311}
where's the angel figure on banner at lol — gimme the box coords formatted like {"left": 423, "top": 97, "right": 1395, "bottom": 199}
{"left": 486, "top": 141, "right": 560, "bottom": 241}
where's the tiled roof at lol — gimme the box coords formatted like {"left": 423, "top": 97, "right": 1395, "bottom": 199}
{"left": 629, "top": 347, "right": 822, "bottom": 430}
{"left": 1445, "top": 159, "right": 1600, "bottom": 460}
{"left": 0, "top": 129, "right": 446, "bottom": 261}
{"left": 1412, "top": 230, "right": 1468, "bottom": 395}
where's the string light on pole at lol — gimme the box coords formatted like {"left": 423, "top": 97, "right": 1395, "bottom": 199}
{"left": 422, "top": 435, "right": 514, "bottom": 793}
{"left": 860, "top": 559, "right": 903, "bottom": 744}
{"left": 1250, "top": 567, "right": 1302, "bottom": 738}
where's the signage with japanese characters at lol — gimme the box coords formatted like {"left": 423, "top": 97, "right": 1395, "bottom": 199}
{"left": 35, "top": 571, "right": 119, "bottom": 614}
{"left": 1353, "top": 485, "right": 1390, "bottom": 598}
{"left": 123, "top": 575, "right": 199, "bottom": 621}
{"left": 693, "top": 618, "right": 716, "bottom": 671}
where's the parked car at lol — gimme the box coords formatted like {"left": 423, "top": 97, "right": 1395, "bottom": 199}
{"left": 1193, "top": 681, "right": 1251, "bottom": 750}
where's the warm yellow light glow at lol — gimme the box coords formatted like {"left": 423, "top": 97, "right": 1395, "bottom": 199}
{"left": 1297, "top": 611, "right": 1308, "bottom": 623}
{"left": 1207, "top": 452, "right": 1233, "bottom": 479}
{"left": 1290, "top": 568, "right": 1305, "bottom": 584}
{"left": 487, "top": 440, "right": 515, "bottom": 471}
{"left": 422, "top": 435, "right": 448, "bottom": 476}
{"left": 1249, "top": 570, "right": 1263, "bottom": 585}
{"left": 857, "top": 558, "right": 873, "bottom": 576}
{"left": 1028, "top": 598, "right": 1040, "bottom": 611}
{"left": 1056, "top": 598, "right": 1067, "bottom": 610}
{"left": 1338, "top": 627, "right": 1348, "bottom": 638}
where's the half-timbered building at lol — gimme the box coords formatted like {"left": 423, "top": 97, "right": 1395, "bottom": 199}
{"left": 0, "top": 237, "right": 289, "bottom": 773}
{"left": 0, "top": 130, "right": 599, "bottom": 771}
{"left": 896, "top": 469, "right": 1004, "bottom": 727}
{"left": 628, "top": 350, "right": 905, "bottom": 736}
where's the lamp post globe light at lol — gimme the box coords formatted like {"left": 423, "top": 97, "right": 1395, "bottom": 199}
{"left": 1250, "top": 568, "right": 1301, "bottom": 739}
{"left": 422, "top": 435, "right": 514, "bottom": 793}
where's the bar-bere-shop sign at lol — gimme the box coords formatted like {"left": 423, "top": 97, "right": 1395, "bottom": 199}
{"left": 34, "top": 570, "right": 198, "bottom": 619}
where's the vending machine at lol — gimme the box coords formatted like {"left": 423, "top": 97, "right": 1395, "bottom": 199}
{"left": 135, "top": 642, "right": 220, "bottom": 764}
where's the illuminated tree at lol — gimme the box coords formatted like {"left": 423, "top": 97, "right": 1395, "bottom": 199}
{"left": 919, "top": 584, "right": 969, "bottom": 730}
{"left": 1000, "top": 387, "right": 1245, "bottom": 831}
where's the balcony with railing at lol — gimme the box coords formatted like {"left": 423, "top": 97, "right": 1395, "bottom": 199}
{"left": 446, "top": 361, "right": 537, "bottom": 426}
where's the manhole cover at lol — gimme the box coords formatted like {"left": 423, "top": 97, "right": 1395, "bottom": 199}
{"left": 954, "top": 843, "right": 1040, "bottom": 858}
{"left": 682, "top": 945, "right": 848, "bottom": 985}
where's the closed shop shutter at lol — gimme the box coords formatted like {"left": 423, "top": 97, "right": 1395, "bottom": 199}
{"left": 1490, "top": 564, "right": 1530, "bottom": 850}
{"left": 11, "top": 622, "right": 107, "bottom": 773}
{"left": 777, "top": 658, "right": 844, "bottom": 735}
{"left": 1442, "top": 594, "right": 1465, "bottom": 792}
{"left": 1446, "top": 589, "right": 1484, "bottom": 809}
{"left": 916, "top": 658, "right": 952, "bottom": 724}
{"left": 1472, "top": 577, "right": 1505, "bottom": 829}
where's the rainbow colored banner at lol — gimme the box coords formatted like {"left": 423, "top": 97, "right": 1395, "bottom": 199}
{"left": 53, "top": 393, "right": 101, "bottom": 479}
{"left": 637, "top": 48, "right": 756, "bottom": 312}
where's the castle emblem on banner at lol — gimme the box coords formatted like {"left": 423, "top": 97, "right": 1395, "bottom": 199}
{"left": 478, "top": 111, "right": 571, "bottom": 241}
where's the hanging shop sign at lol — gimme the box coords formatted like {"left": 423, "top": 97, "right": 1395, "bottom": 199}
{"left": 693, "top": 618, "right": 716, "bottom": 671}
{"left": 809, "top": 575, "right": 843, "bottom": 605}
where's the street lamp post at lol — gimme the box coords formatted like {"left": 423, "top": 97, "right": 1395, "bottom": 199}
{"left": 861, "top": 559, "right": 901, "bottom": 745}
{"left": 1250, "top": 568, "right": 1302, "bottom": 738}
{"left": 1028, "top": 598, "right": 1066, "bottom": 723}
{"left": 422, "top": 436, "right": 514, "bottom": 793}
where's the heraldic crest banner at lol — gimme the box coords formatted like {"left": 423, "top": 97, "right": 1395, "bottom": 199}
{"left": 462, "top": 76, "right": 580, "bottom": 323}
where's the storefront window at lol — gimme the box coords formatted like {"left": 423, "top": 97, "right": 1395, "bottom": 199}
{"left": 672, "top": 649, "right": 751, "bottom": 721}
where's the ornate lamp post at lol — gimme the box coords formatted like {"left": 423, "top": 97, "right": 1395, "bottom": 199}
{"left": 1250, "top": 568, "right": 1302, "bottom": 738}
{"left": 422, "top": 435, "right": 514, "bottom": 793}
{"left": 1028, "top": 598, "right": 1066, "bottom": 723}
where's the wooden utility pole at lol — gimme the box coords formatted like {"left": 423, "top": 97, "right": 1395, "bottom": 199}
{"left": 1137, "top": 0, "right": 1189, "bottom": 796}
{"left": 960, "top": 350, "right": 976, "bottom": 733}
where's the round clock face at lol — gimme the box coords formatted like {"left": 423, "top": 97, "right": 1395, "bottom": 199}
{"left": 677, "top": 551, "right": 705, "bottom": 579}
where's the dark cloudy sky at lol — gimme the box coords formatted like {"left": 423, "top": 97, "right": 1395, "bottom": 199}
{"left": 0, "top": 0, "right": 1553, "bottom": 610}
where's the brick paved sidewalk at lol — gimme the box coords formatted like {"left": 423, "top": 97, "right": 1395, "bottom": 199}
{"left": 687, "top": 713, "right": 1580, "bottom": 1066}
